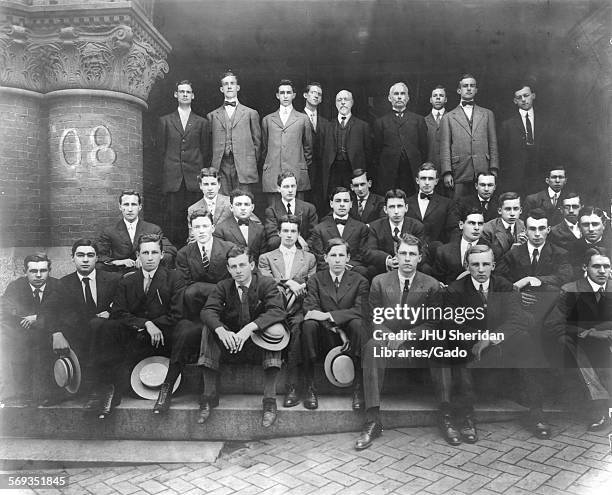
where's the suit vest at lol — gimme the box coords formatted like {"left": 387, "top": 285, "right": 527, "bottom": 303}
{"left": 224, "top": 109, "right": 234, "bottom": 156}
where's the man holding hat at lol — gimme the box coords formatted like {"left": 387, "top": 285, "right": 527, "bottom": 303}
{"left": 198, "top": 245, "right": 288, "bottom": 427}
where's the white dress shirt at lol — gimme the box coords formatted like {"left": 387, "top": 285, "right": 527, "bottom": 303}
{"left": 280, "top": 105, "right": 293, "bottom": 126}
{"left": 124, "top": 218, "right": 139, "bottom": 243}
{"left": 178, "top": 106, "right": 191, "bottom": 130}
{"left": 279, "top": 245, "right": 297, "bottom": 279}
{"left": 224, "top": 99, "right": 238, "bottom": 119}
{"left": 304, "top": 108, "right": 317, "bottom": 131}
{"left": 565, "top": 219, "right": 581, "bottom": 239}
{"left": 78, "top": 270, "right": 98, "bottom": 305}
{"left": 519, "top": 108, "right": 534, "bottom": 138}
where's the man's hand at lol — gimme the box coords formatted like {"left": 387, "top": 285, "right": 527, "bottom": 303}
{"left": 514, "top": 277, "right": 542, "bottom": 290}
{"left": 145, "top": 321, "right": 164, "bottom": 348}
{"left": 472, "top": 340, "right": 491, "bottom": 360}
{"left": 386, "top": 256, "right": 399, "bottom": 270}
{"left": 215, "top": 327, "right": 237, "bottom": 352}
{"left": 444, "top": 174, "right": 454, "bottom": 189}
{"left": 96, "top": 311, "right": 110, "bottom": 319}
{"left": 111, "top": 259, "right": 135, "bottom": 268}
{"left": 520, "top": 291, "right": 538, "bottom": 306}
{"left": 20, "top": 314, "right": 37, "bottom": 329}
{"left": 337, "top": 328, "right": 351, "bottom": 352}
{"left": 234, "top": 326, "right": 253, "bottom": 352}
{"left": 304, "top": 310, "right": 331, "bottom": 322}
{"left": 285, "top": 279, "right": 305, "bottom": 297}
{"left": 52, "top": 332, "right": 70, "bottom": 354}
{"left": 516, "top": 231, "right": 528, "bottom": 244}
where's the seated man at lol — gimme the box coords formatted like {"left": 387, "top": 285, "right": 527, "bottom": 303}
{"left": 258, "top": 214, "right": 317, "bottom": 407}
{"left": 0, "top": 254, "right": 60, "bottom": 406}
{"left": 456, "top": 171, "right": 499, "bottom": 224}
{"left": 176, "top": 210, "right": 235, "bottom": 319}
{"left": 547, "top": 247, "right": 612, "bottom": 433}
{"left": 264, "top": 171, "right": 317, "bottom": 251}
{"left": 523, "top": 166, "right": 568, "bottom": 226}
{"left": 302, "top": 238, "right": 369, "bottom": 410}
{"left": 213, "top": 189, "right": 266, "bottom": 264}
{"left": 198, "top": 245, "right": 287, "bottom": 427}
{"left": 549, "top": 192, "right": 582, "bottom": 251}
{"left": 356, "top": 234, "right": 441, "bottom": 450}
{"left": 365, "top": 189, "right": 426, "bottom": 276}
{"left": 567, "top": 206, "right": 611, "bottom": 279}
{"left": 90, "top": 234, "right": 200, "bottom": 419}
{"left": 433, "top": 207, "right": 484, "bottom": 284}
{"left": 349, "top": 168, "right": 386, "bottom": 225}
{"left": 97, "top": 189, "right": 176, "bottom": 273}
{"left": 480, "top": 191, "right": 527, "bottom": 262}
{"left": 309, "top": 187, "right": 370, "bottom": 278}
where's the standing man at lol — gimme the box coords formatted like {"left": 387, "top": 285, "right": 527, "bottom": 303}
{"left": 261, "top": 79, "right": 313, "bottom": 205}
{"left": 549, "top": 193, "right": 582, "bottom": 250}
{"left": 424, "top": 85, "right": 448, "bottom": 173}
{"left": 349, "top": 169, "right": 386, "bottom": 225}
{"left": 158, "top": 80, "right": 211, "bottom": 245}
{"left": 440, "top": 74, "right": 499, "bottom": 198}
{"left": 523, "top": 167, "right": 568, "bottom": 226}
{"left": 373, "top": 82, "right": 428, "bottom": 196}
{"left": 319, "top": 90, "right": 372, "bottom": 201}
{"left": 208, "top": 70, "right": 261, "bottom": 195}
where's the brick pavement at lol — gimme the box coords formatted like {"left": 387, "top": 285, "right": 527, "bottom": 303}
{"left": 2, "top": 417, "right": 611, "bottom": 495}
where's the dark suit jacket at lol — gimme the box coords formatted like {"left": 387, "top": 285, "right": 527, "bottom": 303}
{"left": 176, "top": 238, "right": 235, "bottom": 285}
{"left": 258, "top": 248, "right": 316, "bottom": 284}
{"left": 365, "top": 216, "right": 425, "bottom": 273}
{"left": 496, "top": 242, "right": 573, "bottom": 288}
{"left": 158, "top": 110, "right": 210, "bottom": 193}
{"left": 110, "top": 266, "right": 185, "bottom": 332}
{"left": 349, "top": 193, "right": 386, "bottom": 225}
{"left": 187, "top": 194, "right": 233, "bottom": 226}
{"left": 303, "top": 270, "right": 369, "bottom": 325}
{"left": 373, "top": 111, "right": 428, "bottom": 195}
{"left": 481, "top": 217, "right": 526, "bottom": 262}
{"left": 549, "top": 221, "right": 580, "bottom": 251}
{"left": 263, "top": 197, "right": 318, "bottom": 250}
{"left": 406, "top": 193, "right": 458, "bottom": 243}
{"left": 319, "top": 116, "right": 372, "bottom": 196}
{"left": 1, "top": 276, "right": 61, "bottom": 333}
{"left": 97, "top": 218, "right": 177, "bottom": 270}
{"left": 523, "top": 190, "right": 565, "bottom": 226}
{"left": 202, "top": 273, "right": 286, "bottom": 332}
{"left": 432, "top": 239, "right": 464, "bottom": 284}
{"left": 213, "top": 216, "right": 266, "bottom": 263}
{"left": 308, "top": 216, "right": 369, "bottom": 271}
{"left": 567, "top": 233, "right": 612, "bottom": 279}
{"left": 208, "top": 103, "right": 261, "bottom": 184}
{"left": 439, "top": 104, "right": 499, "bottom": 183}
{"left": 456, "top": 193, "right": 499, "bottom": 223}
{"left": 424, "top": 112, "right": 443, "bottom": 171}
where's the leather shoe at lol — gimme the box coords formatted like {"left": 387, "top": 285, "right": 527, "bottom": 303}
{"left": 355, "top": 421, "right": 383, "bottom": 450}
{"left": 587, "top": 415, "right": 611, "bottom": 432}
{"left": 283, "top": 384, "right": 300, "bottom": 408}
{"left": 460, "top": 414, "right": 478, "bottom": 444}
{"left": 197, "top": 395, "right": 219, "bottom": 425}
{"left": 352, "top": 387, "right": 365, "bottom": 411}
{"left": 98, "top": 384, "right": 120, "bottom": 420}
{"left": 533, "top": 421, "right": 552, "bottom": 439}
{"left": 303, "top": 386, "right": 318, "bottom": 410}
{"left": 262, "top": 398, "right": 277, "bottom": 428}
{"left": 440, "top": 413, "right": 462, "bottom": 446}
{"left": 153, "top": 383, "right": 172, "bottom": 415}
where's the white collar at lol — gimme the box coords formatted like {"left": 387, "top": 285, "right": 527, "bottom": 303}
{"left": 338, "top": 113, "right": 351, "bottom": 124}
{"left": 279, "top": 244, "right": 297, "bottom": 255}
{"left": 279, "top": 105, "right": 293, "bottom": 114}
{"left": 78, "top": 270, "right": 96, "bottom": 282}
{"left": 142, "top": 268, "right": 157, "bottom": 280}
{"left": 586, "top": 277, "right": 606, "bottom": 293}
{"left": 527, "top": 242, "right": 545, "bottom": 256}
{"left": 124, "top": 218, "right": 138, "bottom": 230}
{"left": 398, "top": 270, "right": 416, "bottom": 287}
{"left": 389, "top": 220, "right": 403, "bottom": 231}
{"left": 198, "top": 239, "right": 213, "bottom": 253}
{"left": 471, "top": 277, "right": 490, "bottom": 292}
{"left": 304, "top": 108, "right": 316, "bottom": 117}
{"left": 29, "top": 283, "right": 46, "bottom": 293}
{"left": 519, "top": 108, "right": 534, "bottom": 118}
{"left": 547, "top": 187, "right": 559, "bottom": 199}
{"left": 501, "top": 219, "right": 514, "bottom": 231}
{"left": 235, "top": 279, "right": 252, "bottom": 291}
{"left": 329, "top": 270, "right": 345, "bottom": 282}
{"left": 432, "top": 108, "right": 445, "bottom": 116}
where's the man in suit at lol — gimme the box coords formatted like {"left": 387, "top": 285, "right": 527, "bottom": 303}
{"left": 456, "top": 171, "right": 499, "bottom": 224}
{"left": 373, "top": 82, "right": 428, "bottom": 196}
{"left": 440, "top": 74, "right": 499, "bottom": 199}
{"left": 208, "top": 70, "right": 261, "bottom": 195}
{"left": 365, "top": 189, "right": 425, "bottom": 276}
{"left": 97, "top": 190, "right": 177, "bottom": 273}
{"left": 213, "top": 189, "right": 266, "bottom": 264}
{"left": 481, "top": 192, "right": 527, "bottom": 262}
{"left": 406, "top": 163, "right": 458, "bottom": 244}
{"left": 319, "top": 90, "right": 372, "bottom": 201}
{"left": 258, "top": 214, "right": 317, "bottom": 408}
{"left": 424, "top": 85, "right": 447, "bottom": 175}
{"left": 261, "top": 79, "right": 313, "bottom": 205}
{"left": 0, "top": 254, "right": 60, "bottom": 406}
{"left": 549, "top": 192, "right": 582, "bottom": 250}
{"left": 158, "top": 80, "right": 211, "bottom": 245}
{"left": 500, "top": 83, "right": 554, "bottom": 195}
{"left": 523, "top": 167, "right": 568, "bottom": 226}
{"left": 433, "top": 207, "right": 484, "bottom": 284}
{"left": 547, "top": 247, "right": 612, "bottom": 432}
{"left": 309, "top": 187, "right": 370, "bottom": 278}
{"left": 302, "top": 238, "right": 369, "bottom": 410}
{"left": 568, "top": 206, "right": 612, "bottom": 279}
{"left": 187, "top": 167, "right": 232, "bottom": 227}
{"left": 349, "top": 168, "right": 386, "bottom": 225}
{"left": 91, "top": 234, "right": 200, "bottom": 419}
{"left": 356, "top": 234, "right": 441, "bottom": 450}
{"left": 264, "top": 171, "right": 318, "bottom": 251}
{"left": 198, "top": 245, "right": 287, "bottom": 427}
{"left": 177, "top": 210, "right": 234, "bottom": 319}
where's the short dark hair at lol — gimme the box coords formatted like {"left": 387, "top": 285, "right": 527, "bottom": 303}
{"left": 198, "top": 167, "right": 219, "bottom": 182}
{"left": 137, "top": 233, "right": 162, "bottom": 251}
{"left": 304, "top": 81, "right": 322, "bottom": 93}
{"left": 562, "top": 191, "right": 581, "bottom": 203}
{"left": 498, "top": 192, "right": 520, "bottom": 208}
{"left": 329, "top": 186, "right": 351, "bottom": 201}
{"left": 458, "top": 73, "right": 477, "bottom": 88}
{"left": 526, "top": 208, "right": 548, "bottom": 224}
{"left": 226, "top": 244, "right": 252, "bottom": 262}
{"left": 277, "top": 171, "right": 297, "bottom": 186}
{"left": 71, "top": 238, "right": 98, "bottom": 257}
{"left": 118, "top": 189, "right": 142, "bottom": 205}
{"left": 513, "top": 82, "right": 535, "bottom": 94}
{"left": 277, "top": 79, "right": 295, "bottom": 93}
{"left": 279, "top": 214, "right": 301, "bottom": 229}
{"left": 175, "top": 80, "right": 193, "bottom": 91}
{"left": 230, "top": 188, "right": 254, "bottom": 204}
{"left": 220, "top": 69, "right": 238, "bottom": 85}
{"left": 385, "top": 188, "right": 407, "bottom": 206}
{"left": 459, "top": 206, "right": 485, "bottom": 223}
{"left": 476, "top": 171, "right": 497, "bottom": 183}
{"left": 546, "top": 166, "right": 567, "bottom": 177}
{"left": 23, "top": 253, "right": 51, "bottom": 271}
{"left": 188, "top": 209, "right": 213, "bottom": 225}
{"left": 395, "top": 233, "right": 422, "bottom": 254}
{"left": 578, "top": 206, "right": 606, "bottom": 223}
{"left": 583, "top": 247, "right": 610, "bottom": 267}
{"left": 417, "top": 162, "right": 438, "bottom": 178}
{"left": 433, "top": 84, "right": 446, "bottom": 93}
{"left": 325, "top": 237, "right": 350, "bottom": 255}
{"left": 351, "top": 168, "right": 371, "bottom": 181}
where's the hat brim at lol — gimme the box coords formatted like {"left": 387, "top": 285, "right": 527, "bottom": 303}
{"left": 54, "top": 349, "right": 81, "bottom": 394}
{"left": 251, "top": 323, "right": 290, "bottom": 351}
{"left": 324, "top": 346, "right": 355, "bottom": 388}
{"left": 130, "top": 356, "right": 182, "bottom": 400}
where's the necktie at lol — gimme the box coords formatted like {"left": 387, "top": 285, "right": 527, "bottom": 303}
{"left": 309, "top": 113, "right": 315, "bottom": 127}
{"left": 128, "top": 224, "right": 135, "bottom": 242}
{"left": 420, "top": 193, "right": 433, "bottom": 201}
{"left": 507, "top": 226, "right": 514, "bottom": 243}
{"left": 286, "top": 202, "right": 292, "bottom": 215}
{"left": 33, "top": 288, "right": 41, "bottom": 306}
{"left": 395, "top": 112, "right": 403, "bottom": 119}
{"left": 596, "top": 287, "right": 605, "bottom": 303}
{"left": 340, "top": 116, "right": 346, "bottom": 127}
{"left": 239, "top": 285, "right": 250, "bottom": 326}
{"left": 334, "top": 277, "right": 340, "bottom": 292}
{"left": 335, "top": 218, "right": 348, "bottom": 226}
{"left": 358, "top": 198, "right": 365, "bottom": 216}
{"left": 462, "top": 101, "right": 474, "bottom": 107}
{"left": 481, "top": 200, "right": 488, "bottom": 210}
{"left": 144, "top": 274, "right": 152, "bottom": 294}
{"left": 224, "top": 101, "right": 236, "bottom": 107}
{"left": 393, "top": 226, "right": 400, "bottom": 241}
{"left": 201, "top": 248, "right": 210, "bottom": 270}
{"left": 551, "top": 193, "right": 558, "bottom": 207}
{"left": 401, "top": 279, "right": 410, "bottom": 306}
{"left": 435, "top": 111, "right": 441, "bottom": 123}
{"left": 525, "top": 113, "right": 534, "bottom": 145}
{"left": 237, "top": 219, "right": 249, "bottom": 227}
{"left": 531, "top": 248, "right": 539, "bottom": 275}
{"left": 479, "top": 283, "right": 487, "bottom": 304}
{"left": 82, "top": 277, "right": 96, "bottom": 311}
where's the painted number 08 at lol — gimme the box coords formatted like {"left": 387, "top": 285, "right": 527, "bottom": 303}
{"left": 59, "top": 126, "right": 116, "bottom": 168}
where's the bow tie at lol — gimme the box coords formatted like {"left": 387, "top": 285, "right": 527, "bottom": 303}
{"left": 461, "top": 101, "right": 474, "bottom": 107}
{"left": 334, "top": 218, "right": 348, "bottom": 226}
{"left": 224, "top": 101, "right": 237, "bottom": 107}
{"left": 420, "top": 193, "right": 433, "bottom": 200}
{"left": 237, "top": 219, "right": 249, "bottom": 226}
